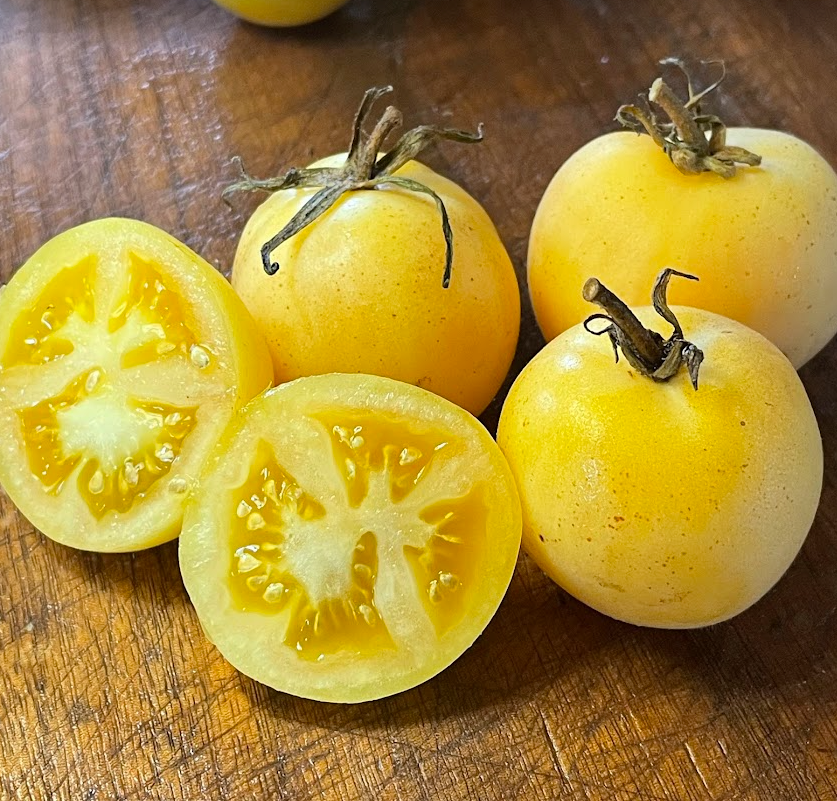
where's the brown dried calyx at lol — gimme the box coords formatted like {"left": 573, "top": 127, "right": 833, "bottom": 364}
{"left": 583, "top": 268, "right": 705, "bottom": 390}
{"left": 616, "top": 58, "right": 761, "bottom": 179}
{"left": 223, "top": 86, "right": 484, "bottom": 287}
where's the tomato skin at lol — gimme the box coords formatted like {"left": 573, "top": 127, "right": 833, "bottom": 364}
{"left": 528, "top": 129, "right": 837, "bottom": 368}
{"left": 497, "top": 307, "right": 822, "bottom": 628}
{"left": 210, "top": 0, "right": 350, "bottom": 26}
{"left": 180, "top": 373, "right": 521, "bottom": 703}
{"left": 231, "top": 156, "right": 520, "bottom": 417}
{"left": 0, "top": 219, "right": 272, "bottom": 552}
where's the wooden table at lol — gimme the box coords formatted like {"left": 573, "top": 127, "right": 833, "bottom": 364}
{"left": 2, "top": 0, "right": 837, "bottom": 798}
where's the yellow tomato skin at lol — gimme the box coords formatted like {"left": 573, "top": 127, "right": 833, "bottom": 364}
{"left": 528, "top": 129, "right": 837, "bottom": 368}
{"left": 497, "top": 307, "right": 822, "bottom": 628}
{"left": 210, "top": 0, "right": 350, "bottom": 26}
{"left": 232, "top": 155, "right": 520, "bottom": 416}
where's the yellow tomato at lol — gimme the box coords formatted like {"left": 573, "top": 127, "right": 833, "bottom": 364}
{"left": 498, "top": 303, "right": 822, "bottom": 628}
{"left": 232, "top": 155, "right": 520, "bottom": 416}
{"left": 179, "top": 373, "right": 521, "bottom": 702}
{"left": 529, "top": 129, "right": 837, "bottom": 367}
{"left": 210, "top": 0, "right": 350, "bottom": 26}
{"left": 0, "top": 219, "right": 271, "bottom": 552}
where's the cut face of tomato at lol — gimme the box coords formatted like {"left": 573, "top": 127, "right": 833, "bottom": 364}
{"left": 179, "top": 374, "right": 521, "bottom": 703}
{"left": 0, "top": 218, "right": 271, "bottom": 551}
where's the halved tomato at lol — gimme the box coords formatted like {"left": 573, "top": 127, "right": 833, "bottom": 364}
{"left": 179, "top": 374, "right": 521, "bottom": 703}
{"left": 0, "top": 218, "right": 271, "bottom": 552}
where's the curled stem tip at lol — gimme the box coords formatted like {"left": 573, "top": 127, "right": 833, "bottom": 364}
{"left": 223, "top": 86, "right": 484, "bottom": 286}
{"left": 583, "top": 268, "right": 704, "bottom": 390}
{"left": 616, "top": 58, "right": 761, "bottom": 178}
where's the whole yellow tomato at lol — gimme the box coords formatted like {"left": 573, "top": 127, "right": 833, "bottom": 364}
{"left": 210, "top": 0, "right": 350, "bottom": 26}
{"left": 528, "top": 63, "right": 837, "bottom": 368}
{"left": 498, "top": 270, "right": 822, "bottom": 628}
{"left": 229, "top": 88, "right": 520, "bottom": 416}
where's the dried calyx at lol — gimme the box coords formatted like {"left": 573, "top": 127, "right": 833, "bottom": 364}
{"left": 583, "top": 268, "right": 705, "bottom": 390}
{"left": 616, "top": 58, "right": 761, "bottom": 178}
{"left": 223, "top": 86, "right": 484, "bottom": 287}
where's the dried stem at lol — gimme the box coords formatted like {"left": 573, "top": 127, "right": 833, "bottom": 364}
{"left": 616, "top": 58, "right": 762, "bottom": 178}
{"left": 223, "top": 87, "right": 484, "bottom": 286}
{"left": 583, "top": 268, "right": 705, "bottom": 390}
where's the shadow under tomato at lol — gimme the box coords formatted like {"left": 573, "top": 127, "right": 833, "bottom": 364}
{"left": 636, "top": 502, "right": 837, "bottom": 705}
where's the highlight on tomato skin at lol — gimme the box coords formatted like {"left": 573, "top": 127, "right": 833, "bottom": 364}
{"left": 179, "top": 373, "right": 522, "bottom": 703}
{"left": 0, "top": 217, "right": 272, "bottom": 553}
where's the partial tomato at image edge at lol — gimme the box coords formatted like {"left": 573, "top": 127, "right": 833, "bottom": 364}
{"left": 210, "top": 0, "right": 352, "bottom": 27}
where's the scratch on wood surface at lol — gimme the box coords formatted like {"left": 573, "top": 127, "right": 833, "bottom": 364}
{"left": 538, "top": 710, "right": 574, "bottom": 790}
{"left": 684, "top": 742, "right": 712, "bottom": 796}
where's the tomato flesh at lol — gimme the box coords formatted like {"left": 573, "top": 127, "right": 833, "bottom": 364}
{"left": 180, "top": 374, "right": 521, "bottom": 702}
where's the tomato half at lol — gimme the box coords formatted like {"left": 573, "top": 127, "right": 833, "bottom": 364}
{"left": 0, "top": 218, "right": 272, "bottom": 552}
{"left": 179, "top": 374, "right": 521, "bottom": 702}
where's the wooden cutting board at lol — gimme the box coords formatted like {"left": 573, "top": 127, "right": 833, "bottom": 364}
{"left": 2, "top": 0, "right": 837, "bottom": 798}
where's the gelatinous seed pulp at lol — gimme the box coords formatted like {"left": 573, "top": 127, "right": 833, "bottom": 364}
{"left": 404, "top": 486, "right": 486, "bottom": 635}
{"left": 1, "top": 256, "right": 96, "bottom": 368}
{"left": 226, "top": 415, "right": 490, "bottom": 660}
{"left": 109, "top": 252, "right": 199, "bottom": 369}
{"left": 9, "top": 248, "right": 207, "bottom": 518}
{"left": 228, "top": 442, "right": 393, "bottom": 660}
{"left": 19, "top": 367, "right": 197, "bottom": 516}
{"left": 319, "top": 413, "right": 451, "bottom": 507}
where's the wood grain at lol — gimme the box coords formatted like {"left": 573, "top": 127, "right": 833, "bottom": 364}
{"left": 2, "top": 0, "right": 837, "bottom": 798}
